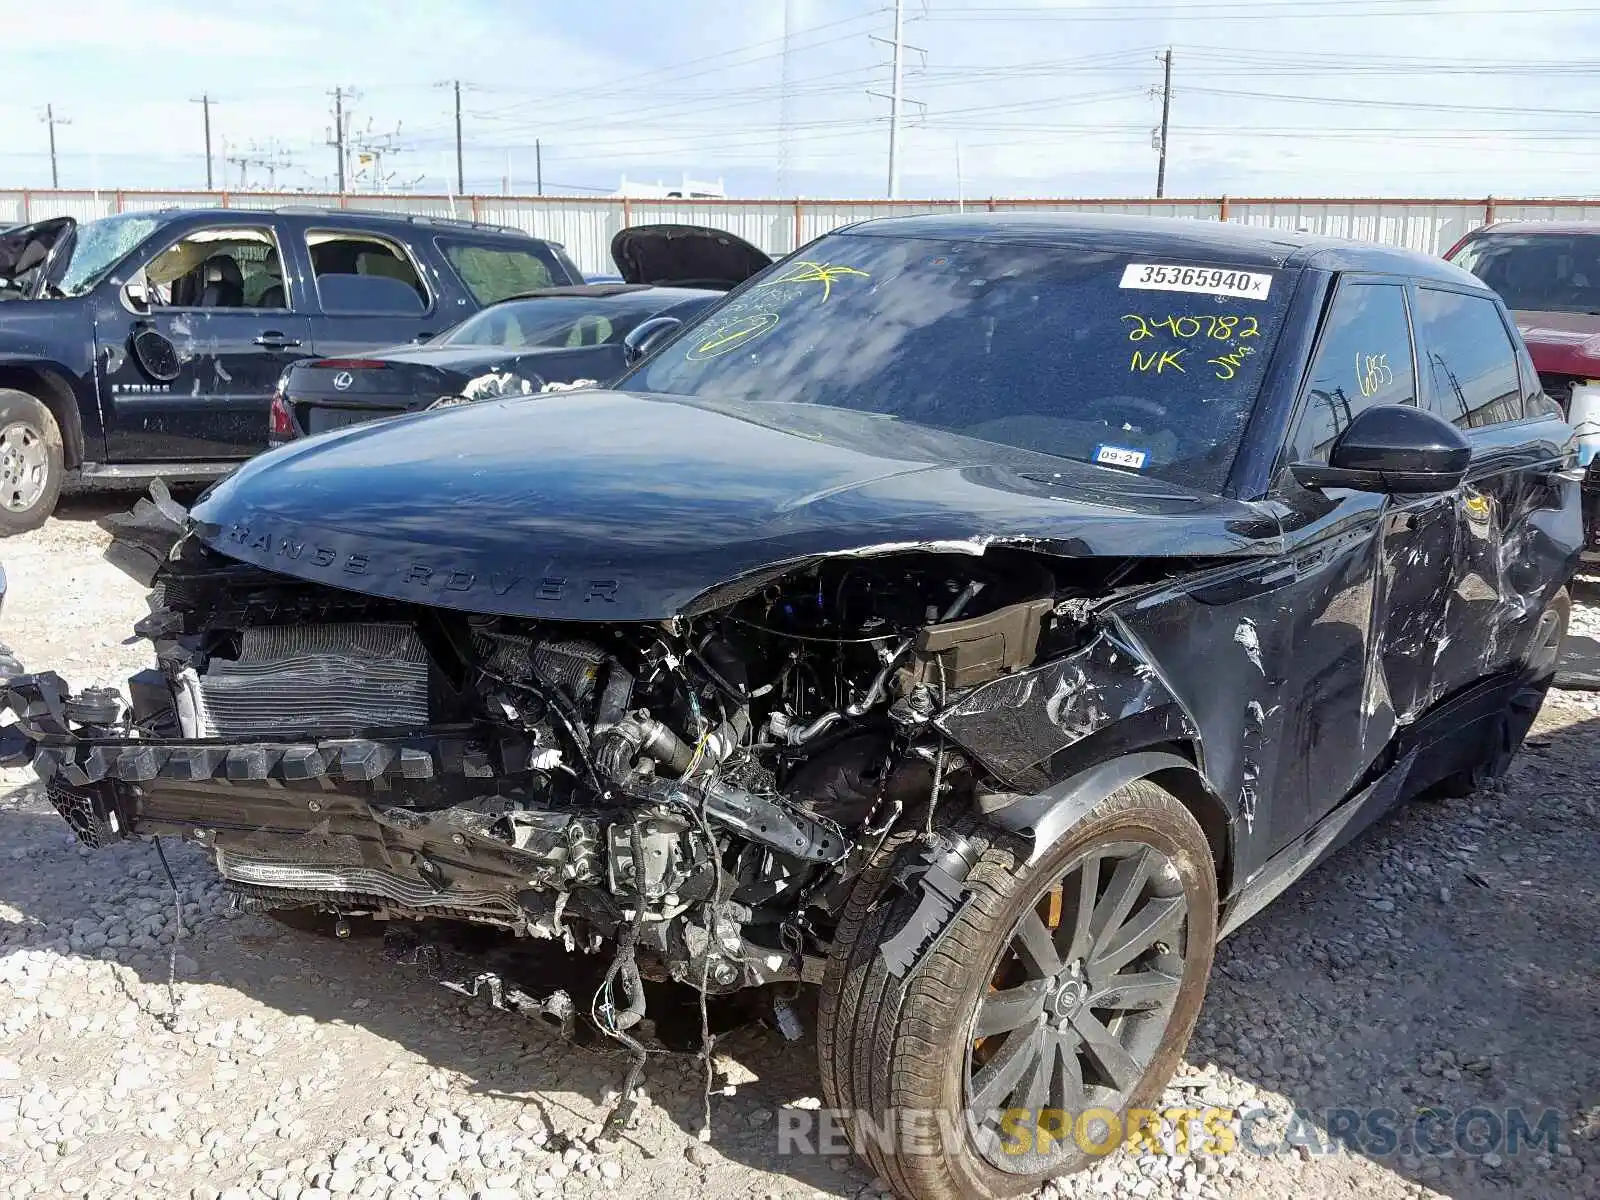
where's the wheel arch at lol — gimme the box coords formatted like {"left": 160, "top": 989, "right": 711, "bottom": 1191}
{"left": 979, "top": 742, "right": 1236, "bottom": 909}
{"left": 0, "top": 362, "right": 87, "bottom": 468}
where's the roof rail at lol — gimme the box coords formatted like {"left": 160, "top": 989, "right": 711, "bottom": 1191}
{"left": 266, "top": 204, "right": 527, "bottom": 238}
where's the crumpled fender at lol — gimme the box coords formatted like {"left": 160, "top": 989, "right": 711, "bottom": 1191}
{"left": 977, "top": 750, "right": 1195, "bottom": 865}
{"left": 99, "top": 480, "right": 190, "bottom": 585}
{"left": 932, "top": 623, "right": 1200, "bottom": 789}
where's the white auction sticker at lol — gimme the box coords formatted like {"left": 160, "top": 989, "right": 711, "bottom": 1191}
{"left": 1120, "top": 262, "right": 1273, "bottom": 300}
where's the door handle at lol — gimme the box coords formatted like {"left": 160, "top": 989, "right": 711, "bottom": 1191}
{"left": 253, "top": 332, "right": 303, "bottom": 349}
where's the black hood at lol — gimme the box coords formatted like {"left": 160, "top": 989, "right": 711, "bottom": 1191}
{"left": 191, "top": 391, "right": 1277, "bottom": 622}
{"left": 609, "top": 225, "right": 771, "bottom": 289}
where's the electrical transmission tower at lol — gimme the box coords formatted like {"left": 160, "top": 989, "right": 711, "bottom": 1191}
{"left": 868, "top": 0, "right": 925, "bottom": 199}
{"left": 349, "top": 121, "right": 421, "bottom": 193}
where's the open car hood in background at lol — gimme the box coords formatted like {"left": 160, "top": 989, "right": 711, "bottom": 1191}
{"left": 0, "top": 217, "right": 74, "bottom": 292}
{"left": 609, "top": 224, "right": 772, "bottom": 290}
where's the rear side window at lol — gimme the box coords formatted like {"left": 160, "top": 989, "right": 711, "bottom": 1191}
{"left": 1413, "top": 288, "right": 1524, "bottom": 429}
{"left": 1288, "top": 281, "right": 1416, "bottom": 463}
{"left": 439, "top": 240, "right": 563, "bottom": 304}
{"left": 305, "top": 230, "right": 429, "bottom": 315}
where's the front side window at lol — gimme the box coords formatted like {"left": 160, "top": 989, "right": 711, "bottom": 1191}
{"left": 1451, "top": 232, "right": 1600, "bottom": 316}
{"left": 1412, "top": 288, "right": 1524, "bottom": 429}
{"left": 628, "top": 233, "right": 1296, "bottom": 492}
{"left": 306, "top": 230, "right": 428, "bottom": 315}
{"left": 439, "top": 240, "right": 563, "bottom": 305}
{"left": 437, "top": 294, "right": 679, "bottom": 349}
{"left": 141, "top": 226, "right": 286, "bottom": 310}
{"left": 1287, "top": 281, "right": 1415, "bottom": 464}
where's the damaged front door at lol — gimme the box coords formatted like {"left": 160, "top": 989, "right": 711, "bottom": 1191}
{"left": 1258, "top": 279, "right": 1426, "bottom": 850}
{"left": 94, "top": 221, "right": 310, "bottom": 462}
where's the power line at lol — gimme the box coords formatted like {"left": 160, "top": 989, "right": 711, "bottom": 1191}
{"left": 1181, "top": 85, "right": 1600, "bottom": 117}
{"left": 927, "top": 1, "right": 1600, "bottom": 18}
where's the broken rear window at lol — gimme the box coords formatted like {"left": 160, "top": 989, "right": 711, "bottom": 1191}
{"left": 629, "top": 233, "right": 1296, "bottom": 492}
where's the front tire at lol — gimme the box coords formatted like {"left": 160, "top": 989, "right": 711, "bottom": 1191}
{"left": 818, "top": 779, "right": 1218, "bottom": 1200}
{"left": 0, "top": 389, "right": 63, "bottom": 536}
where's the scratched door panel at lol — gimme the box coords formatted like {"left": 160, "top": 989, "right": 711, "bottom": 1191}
{"left": 96, "top": 309, "right": 313, "bottom": 461}
{"left": 1109, "top": 504, "right": 1383, "bottom": 882}
{"left": 1370, "top": 491, "right": 1461, "bottom": 724}
{"left": 1434, "top": 424, "right": 1579, "bottom": 691}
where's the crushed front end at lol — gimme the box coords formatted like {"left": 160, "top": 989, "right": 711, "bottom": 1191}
{"left": 2, "top": 492, "right": 1104, "bottom": 1006}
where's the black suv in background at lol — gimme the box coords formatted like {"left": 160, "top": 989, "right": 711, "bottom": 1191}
{"left": 0, "top": 207, "right": 584, "bottom": 532}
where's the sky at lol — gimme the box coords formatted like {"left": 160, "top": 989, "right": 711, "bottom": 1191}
{"left": 4, "top": 0, "right": 1600, "bottom": 200}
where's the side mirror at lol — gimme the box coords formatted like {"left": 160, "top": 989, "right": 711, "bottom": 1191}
{"left": 120, "top": 271, "right": 151, "bottom": 313}
{"left": 1291, "top": 404, "right": 1470, "bottom": 495}
{"left": 621, "top": 316, "right": 682, "bottom": 367}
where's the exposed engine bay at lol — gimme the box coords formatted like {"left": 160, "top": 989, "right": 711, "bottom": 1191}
{"left": 9, "top": 508, "right": 1131, "bottom": 1022}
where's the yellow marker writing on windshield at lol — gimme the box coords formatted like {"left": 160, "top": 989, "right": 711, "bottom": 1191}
{"left": 686, "top": 312, "right": 780, "bottom": 361}
{"left": 1130, "top": 348, "right": 1186, "bottom": 374}
{"left": 753, "top": 261, "right": 870, "bottom": 302}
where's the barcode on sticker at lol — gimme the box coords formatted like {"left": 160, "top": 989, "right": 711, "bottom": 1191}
{"left": 1121, "top": 263, "right": 1273, "bottom": 300}
{"left": 1094, "top": 444, "right": 1147, "bottom": 470}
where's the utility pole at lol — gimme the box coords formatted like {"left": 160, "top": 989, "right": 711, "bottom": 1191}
{"left": 453, "top": 80, "right": 464, "bottom": 195}
{"left": 40, "top": 105, "right": 68, "bottom": 188}
{"left": 868, "top": 1, "right": 923, "bottom": 200}
{"left": 886, "top": 0, "right": 903, "bottom": 199}
{"left": 778, "top": 0, "right": 796, "bottom": 196}
{"left": 191, "top": 94, "right": 215, "bottom": 189}
{"left": 536, "top": 140, "right": 543, "bottom": 196}
{"left": 1156, "top": 48, "right": 1173, "bottom": 199}
{"left": 327, "top": 87, "right": 349, "bottom": 193}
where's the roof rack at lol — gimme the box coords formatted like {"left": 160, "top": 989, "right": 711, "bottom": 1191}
{"left": 266, "top": 205, "right": 526, "bottom": 237}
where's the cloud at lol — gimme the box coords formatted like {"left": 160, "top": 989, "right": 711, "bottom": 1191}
{"left": 4, "top": 0, "right": 1599, "bottom": 198}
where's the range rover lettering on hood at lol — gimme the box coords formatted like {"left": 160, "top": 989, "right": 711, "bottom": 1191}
{"left": 188, "top": 390, "right": 1274, "bottom": 621}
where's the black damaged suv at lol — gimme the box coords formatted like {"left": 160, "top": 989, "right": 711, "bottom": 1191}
{"left": 0, "top": 207, "right": 584, "bottom": 532}
{"left": 3, "top": 215, "right": 1579, "bottom": 1200}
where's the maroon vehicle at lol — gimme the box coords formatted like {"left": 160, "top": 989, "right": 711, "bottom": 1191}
{"left": 1446, "top": 222, "right": 1600, "bottom": 552}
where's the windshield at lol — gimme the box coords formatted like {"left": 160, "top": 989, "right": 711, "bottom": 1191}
{"left": 1452, "top": 232, "right": 1600, "bottom": 315}
{"left": 436, "top": 293, "right": 682, "bottom": 349}
{"left": 56, "top": 213, "right": 164, "bottom": 297}
{"left": 628, "top": 233, "right": 1293, "bottom": 491}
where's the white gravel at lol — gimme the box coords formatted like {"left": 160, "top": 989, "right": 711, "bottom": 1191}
{"left": 0, "top": 499, "right": 1595, "bottom": 1200}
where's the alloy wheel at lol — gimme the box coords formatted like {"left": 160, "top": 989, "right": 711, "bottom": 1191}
{"left": 966, "top": 839, "right": 1189, "bottom": 1173}
{"left": 0, "top": 420, "right": 48, "bottom": 513}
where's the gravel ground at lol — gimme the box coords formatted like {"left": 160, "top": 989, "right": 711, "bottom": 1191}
{"left": 0, "top": 499, "right": 1596, "bottom": 1200}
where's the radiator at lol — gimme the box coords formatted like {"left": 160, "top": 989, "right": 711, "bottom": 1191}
{"left": 196, "top": 622, "right": 430, "bottom": 738}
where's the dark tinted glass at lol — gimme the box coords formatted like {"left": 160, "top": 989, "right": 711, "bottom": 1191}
{"left": 1289, "top": 282, "right": 1415, "bottom": 463}
{"left": 440, "top": 294, "right": 679, "bottom": 348}
{"left": 629, "top": 233, "right": 1295, "bottom": 492}
{"left": 440, "top": 240, "right": 562, "bottom": 304}
{"left": 1452, "top": 232, "right": 1600, "bottom": 315}
{"left": 1413, "top": 288, "right": 1523, "bottom": 429}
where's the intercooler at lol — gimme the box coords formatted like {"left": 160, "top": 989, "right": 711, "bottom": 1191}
{"left": 190, "top": 622, "right": 430, "bottom": 738}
